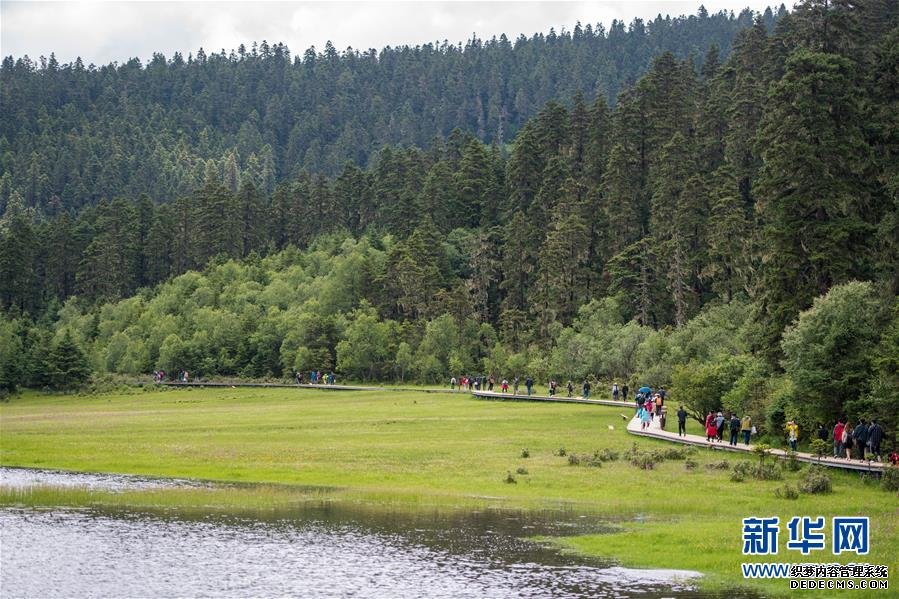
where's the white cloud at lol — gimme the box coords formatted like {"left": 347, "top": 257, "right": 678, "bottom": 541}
{"left": 1, "top": 1, "right": 778, "bottom": 64}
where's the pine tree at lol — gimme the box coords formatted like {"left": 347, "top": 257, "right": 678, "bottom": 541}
{"left": 47, "top": 330, "right": 91, "bottom": 391}
{"left": 754, "top": 48, "right": 873, "bottom": 364}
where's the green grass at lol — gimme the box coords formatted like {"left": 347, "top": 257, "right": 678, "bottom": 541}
{"left": 1, "top": 387, "right": 896, "bottom": 597}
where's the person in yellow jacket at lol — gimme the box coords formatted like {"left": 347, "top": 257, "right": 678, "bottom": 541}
{"left": 740, "top": 414, "right": 752, "bottom": 445}
{"left": 786, "top": 420, "right": 799, "bottom": 452}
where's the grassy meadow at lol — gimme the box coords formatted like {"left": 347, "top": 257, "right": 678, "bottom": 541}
{"left": 1, "top": 386, "right": 896, "bottom": 597}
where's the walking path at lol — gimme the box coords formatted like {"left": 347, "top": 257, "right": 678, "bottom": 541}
{"left": 155, "top": 381, "right": 463, "bottom": 394}
{"left": 471, "top": 390, "right": 888, "bottom": 473}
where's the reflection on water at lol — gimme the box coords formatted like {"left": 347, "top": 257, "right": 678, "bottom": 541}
{"left": 0, "top": 468, "right": 737, "bottom": 598}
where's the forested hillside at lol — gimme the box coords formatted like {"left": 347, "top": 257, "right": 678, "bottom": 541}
{"left": 0, "top": 1, "right": 897, "bottom": 444}
{"left": 0, "top": 6, "right": 778, "bottom": 211}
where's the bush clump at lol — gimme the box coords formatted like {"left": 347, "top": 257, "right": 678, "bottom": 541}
{"left": 520, "top": 448, "right": 530, "bottom": 458}
{"left": 504, "top": 471, "right": 517, "bottom": 484}
{"left": 516, "top": 466, "right": 529, "bottom": 475}
{"left": 731, "top": 459, "right": 782, "bottom": 481}
{"left": 567, "top": 453, "right": 580, "bottom": 466}
{"left": 706, "top": 460, "right": 731, "bottom": 471}
{"left": 556, "top": 447, "right": 567, "bottom": 457}
{"left": 774, "top": 484, "right": 800, "bottom": 500}
{"left": 881, "top": 466, "right": 899, "bottom": 492}
{"left": 799, "top": 467, "right": 832, "bottom": 494}
{"left": 782, "top": 451, "right": 803, "bottom": 472}
{"left": 684, "top": 459, "right": 697, "bottom": 471}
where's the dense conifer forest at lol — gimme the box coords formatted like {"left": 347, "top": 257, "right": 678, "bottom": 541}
{"left": 0, "top": 1, "right": 896, "bottom": 444}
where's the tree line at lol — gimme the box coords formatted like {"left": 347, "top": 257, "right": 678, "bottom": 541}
{"left": 0, "top": 6, "right": 777, "bottom": 212}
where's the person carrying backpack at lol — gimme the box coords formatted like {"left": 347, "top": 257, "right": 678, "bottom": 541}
{"left": 525, "top": 377, "right": 533, "bottom": 396}
{"left": 582, "top": 379, "right": 590, "bottom": 399}
{"left": 611, "top": 383, "right": 619, "bottom": 401}
{"left": 729, "top": 414, "right": 741, "bottom": 446}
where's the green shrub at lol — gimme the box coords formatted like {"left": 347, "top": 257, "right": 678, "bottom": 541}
{"left": 882, "top": 466, "right": 899, "bottom": 492}
{"left": 504, "top": 471, "right": 517, "bottom": 484}
{"left": 706, "top": 460, "right": 731, "bottom": 470}
{"left": 782, "top": 451, "right": 803, "bottom": 472}
{"left": 556, "top": 447, "right": 567, "bottom": 457}
{"left": 799, "top": 467, "right": 831, "bottom": 494}
{"left": 567, "top": 454, "right": 580, "bottom": 466}
{"left": 516, "top": 466, "right": 528, "bottom": 475}
{"left": 684, "top": 459, "right": 697, "bottom": 471}
{"left": 520, "top": 448, "right": 530, "bottom": 458}
{"left": 775, "top": 484, "right": 799, "bottom": 500}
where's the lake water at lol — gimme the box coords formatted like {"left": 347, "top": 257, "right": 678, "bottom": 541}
{"left": 0, "top": 467, "right": 736, "bottom": 598}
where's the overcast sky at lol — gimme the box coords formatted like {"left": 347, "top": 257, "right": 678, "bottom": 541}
{"left": 2, "top": 1, "right": 779, "bottom": 65}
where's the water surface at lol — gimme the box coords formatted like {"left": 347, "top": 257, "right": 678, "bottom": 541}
{"left": 0, "top": 468, "right": 726, "bottom": 598}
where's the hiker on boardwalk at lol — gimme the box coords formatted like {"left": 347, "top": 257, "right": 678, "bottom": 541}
{"left": 567, "top": 380, "right": 574, "bottom": 397}
{"left": 450, "top": 376, "right": 456, "bottom": 390}
{"left": 715, "top": 412, "right": 725, "bottom": 442}
{"left": 659, "top": 404, "right": 668, "bottom": 430}
{"left": 639, "top": 405, "right": 651, "bottom": 430}
{"left": 833, "top": 419, "right": 845, "bottom": 457}
{"left": 635, "top": 392, "right": 645, "bottom": 414}
{"left": 817, "top": 423, "right": 828, "bottom": 444}
{"left": 786, "top": 420, "right": 799, "bottom": 452}
{"left": 677, "top": 405, "right": 687, "bottom": 437}
{"left": 513, "top": 376, "right": 519, "bottom": 395}
{"left": 842, "top": 423, "right": 853, "bottom": 459}
{"left": 621, "top": 384, "right": 629, "bottom": 402}
{"left": 501, "top": 379, "right": 509, "bottom": 393}
{"left": 611, "top": 382, "right": 619, "bottom": 401}
{"left": 525, "top": 376, "right": 533, "bottom": 396}
{"left": 852, "top": 421, "right": 868, "bottom": 460}
{"left": 729, "top": 414, "right": 741, "bottom": 446}
{"left": 706, "top": 413, "right": 718, "bottom": 442}
{"left": 654, "top": 393, "right": 663, "bottom": 417}
{"left": 582, "top": 379, "right": 590, "bottom": 399}
{"left": 741, "top": 414, "right": 752, "bottom": 445}
{"left": 868, "top": 420, "right": 883, "bottom": 461}
{"left": 488, "top": 376, "right": 495, "bottom": 391}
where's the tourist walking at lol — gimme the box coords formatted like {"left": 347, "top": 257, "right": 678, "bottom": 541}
{"left": 513, "top": 376, "right": 519, "bottom": 395}
{"left": 501, "top": 379, "right": 509, "bottom": 393}
{"left": 729, "top": 414, "right": 740, "bottom": 446}
{"left": 785, "top": 419, "right": 799, "bottom": 452}
{"left": 639, "top": 406, "right": 651, "bottom": 430}
{"left": 715, "top": 412, "right": 725, "bottom": 442}
{"left": 450, "top": 376, "right": 456, "bottom": 390}
{"left": 567, "top": 380, "right": 574, "bottom": 397}
{"left": 868, "top": 420, "right": 883, "bottom": 461}
{"left": 833, "top": 420, "right": 845, "bottom": 457}
{"left": 611, "top": 382, "right": 619, "bottom": 401}
{"left": 740, "top": 414, "right": 752, "bottom": 445}
{"left": 525, "top": 377, "right": 533, "bottom": 396}
{"left": 852, "top": 421, "right": 869, "bottom": 460}
{"left": 621, "top": 384, "right": 629, "bottom": 402}
{"left": 582, "top": 379, "right": 590, "bottom": 399}
{"left": 706, "top": 415, "right": 718, "bottom": 443}
{"left": 676, "top": 405, "right": 687, "bottom": 437}
{"left": 842, "top": 423, "right": 853, "bottom": 460}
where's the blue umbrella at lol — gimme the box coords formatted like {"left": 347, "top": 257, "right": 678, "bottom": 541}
{"left": 638, "top": 386, "right": 652, "bottom": 394}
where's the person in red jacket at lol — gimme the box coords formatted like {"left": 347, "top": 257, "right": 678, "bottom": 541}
{"left": 833, "top": 419, "right": 845, "bottom": 458}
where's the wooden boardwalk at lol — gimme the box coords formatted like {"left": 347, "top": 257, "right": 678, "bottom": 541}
{"left": 471, "top": 390, "right": 888, "bottom": 473}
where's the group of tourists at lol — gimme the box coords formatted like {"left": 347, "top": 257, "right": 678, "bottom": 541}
{"left": 704, "top": 411, "right": 753, "bottom": 446}
{"left": 153, "top": 370, "right": 189, "bottom": 383}
{"left": 295, "top": 370, "right": 335, "bottom": 385}
{"left": 610, "top": 382, "right": 630, "bottom": 402}
{"left": 451, "top": 375, "right": 592, "bottom": 398}
{"left": 831, "top": 419, "right": 886, "bottom": 461}
{"left": 635, "top": 388, "right": 668, "bottom": 430}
